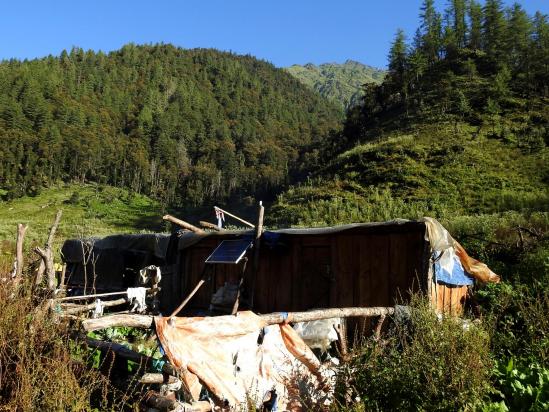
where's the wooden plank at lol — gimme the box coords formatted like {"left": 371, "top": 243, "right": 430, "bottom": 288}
{"left": 368, "top": 234, "right": 391, "bottom": 307}
{"left": 436, "top": 283, "right": 444, "bottom": 313}
{"left": 291, "top": 238, "right": 302, "bottom": 311}
{"left": 334, "top": 235, "right": 357, "bottom": 308}
{"left": 444, "top": 285, "right": 452, "bottom": 314}
{"left": 389, "top": 233, "right": 409, "bottom": 305}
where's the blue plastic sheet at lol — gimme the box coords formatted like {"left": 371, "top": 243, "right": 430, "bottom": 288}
{"left": 433, "top": 251, "right": 474, "bottom": 286}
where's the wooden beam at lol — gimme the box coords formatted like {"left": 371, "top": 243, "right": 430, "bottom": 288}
{"left": 214, "top": 206, "right": 255, "bottom": 228}
{"left": 163, "top": 215, "right": 205, "bottom": 234}
{"left": 82, "top": 306, "right": 396, "bottom": 331}
{"left": 199, "top": 221, "right": 223, "bottom": 231}
{"left": 143, "top": 391, "right": 212, "bottom": 412}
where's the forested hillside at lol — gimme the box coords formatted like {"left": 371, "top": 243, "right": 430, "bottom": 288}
{"left": 272, "top": 0, "right": 548, "bottom": 226}
{"left": 286, "top": 60, "right": 385, "bottom": 110}
{"left": 0, "top": 45, "right": 343, "bottom": 206}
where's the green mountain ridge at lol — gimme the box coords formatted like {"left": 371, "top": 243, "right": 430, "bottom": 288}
{"left": 0, "top": 44, "right": 343, "bottom": 207}
{"left": 285, "top": 60, "right": 385, "bottom": 110}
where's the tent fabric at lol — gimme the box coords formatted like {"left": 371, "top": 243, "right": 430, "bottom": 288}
{"left": 62, "top": 233, "right": 171, "bottom": 263}
{"left": 423, "top": 217, "right": 499, "bottom": 284}
{"left": 176, "top": 219, "right": 415, "bottom": 251}
{"left": 155, "top": 312, "right": 333, "bottom": 410}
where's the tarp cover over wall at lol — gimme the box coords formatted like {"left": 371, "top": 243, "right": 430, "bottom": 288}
{"left": 423, "top": 218, "right": 500, "bottom": 285}
{"left": 155, "top": 312, "right": 333, "bottom": 410}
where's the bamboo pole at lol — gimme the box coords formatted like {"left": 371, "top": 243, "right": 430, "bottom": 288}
{"left": 163, "top": 215, "right": 205, "bottom": 234}
{"left": 82, "top": 306, "right": 396, "bottom": 331}
{"left": 214, "top": 206, "right": 255, "bottom": 228}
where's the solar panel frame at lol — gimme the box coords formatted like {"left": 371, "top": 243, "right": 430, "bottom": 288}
{"left": 205, "top": 239, "right": 253, "bottom": 264}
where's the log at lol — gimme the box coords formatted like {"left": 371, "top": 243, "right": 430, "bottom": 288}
{"left": 213, "top": 206, "right": 255, "bottom": 228}
{"left": 199, "top": 221, "right": 223, "bottom": 231}
{"left": 14, "top": 223, "right": 28, "bottom": 281}
{"left": 82, "top": 307, "right": 396, "bottom": 331}
{"left": 63, "top": 297, "right": 128, "bottom": 314}
{"left": 259, "top": 306, "right": 395, "bottom": 325}
{"left": 82, "top": 313, "right": 154, "bottom": 331}
{"left": 85, "top": 337, "right": 176, "bottom": 376}
{"left": 139, "top": 373, "right": 179, "bottom": 385}
{"left": 143, "top": 391, "right": 212, "bottom": 412}
{"left": 163, "top": 215, "right": 205, "bottom": 234}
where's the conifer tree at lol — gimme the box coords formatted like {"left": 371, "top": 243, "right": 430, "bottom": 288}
{"left": 388, "top": 29, "right": 409, "bottom": 99}
{"left": 419, "top": 0, "right": 443, "bottom": 63}
{"left": 468, "top": 0, "right": 483, "bottom": 50}
{"left": 482, "top": 0, "right": 507, "bottom": 69}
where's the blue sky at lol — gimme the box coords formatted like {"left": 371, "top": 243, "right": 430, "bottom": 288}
{"left": 0, "top": 1, "right": 547, "bottom": 68}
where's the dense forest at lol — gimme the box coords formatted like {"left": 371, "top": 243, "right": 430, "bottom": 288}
{"left": 286, "top": 60, "right": 385, "bottom": 110}
{"left": 0, "top": 45, "right": 343, "bottom": 206}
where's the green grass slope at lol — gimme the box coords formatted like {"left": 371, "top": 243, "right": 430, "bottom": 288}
{"left": 0, "top": 184, "right": 163, "bottom": 262}
{"left": 286, "top": 60, "right": 385, "bottom": 110}
{"left": 270, "top": 119, "right": 548, "bottom": 227}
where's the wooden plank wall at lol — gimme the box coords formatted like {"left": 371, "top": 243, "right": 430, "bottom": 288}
{"left": 432, "top": 282, "right": 468, "bottom": 316}
{"left": 164, "top": 222, "right": 434, "bottom": 316}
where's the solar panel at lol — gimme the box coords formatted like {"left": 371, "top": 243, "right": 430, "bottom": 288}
{"left": 205, "top": 239, "right": 253, "bottom": 264}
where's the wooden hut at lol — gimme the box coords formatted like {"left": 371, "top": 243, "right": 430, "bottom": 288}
{"left": 62, "top": 218, "right": 498, "bottom": 320}
{"left": 160, "top": 220, "right": 472, "bottom": 318}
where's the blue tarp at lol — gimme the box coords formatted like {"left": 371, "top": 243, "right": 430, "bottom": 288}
{"left": 433, "top": 251, "right": 474, "bottom": 286}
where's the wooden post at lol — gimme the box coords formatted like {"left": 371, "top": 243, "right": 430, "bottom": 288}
{"left": 34, "top": 210, "right": 62, "bottom": 290}
{"left": 13, "top": 223, "right": 28, "bottom": 282}
{"left": 249, "top": 201, "right": 264, "bottom": 309}
{"left": 163, "top": 215, "right": 205, "bottom": 234}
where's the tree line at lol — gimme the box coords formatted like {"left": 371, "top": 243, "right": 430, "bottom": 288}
{"left": 337, "top": 0, "right": 548, "bottom": 152}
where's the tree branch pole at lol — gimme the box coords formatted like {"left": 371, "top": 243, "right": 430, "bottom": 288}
{"left": 81, "top": 306, "right": 396, "bottom": 331}
{"left": 62, "top": 297, "right": 128, "bottom": 315}
{"left": 213, "top": 206, "right": 255, "bottom": 228}
{"left": 163, "top": 215, "right": 205, "bottom": 234}
{"left": 199, "top": 221, "right": 224, "bottom": 231}
{"left": 13, "top": 223, "right": 28, "bottom": 282}
{"left": 35, "top": 209, "right": 62, "bottom": 290}
{"left": 55, "top": 288, "right": 151, "bottom": 302}
{"left": 249, "top": 201, "right": 264, "bottom": 309}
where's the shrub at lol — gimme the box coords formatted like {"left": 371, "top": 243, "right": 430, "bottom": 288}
{"left": 335, "top": 298, "right": 492, "bottom": 411}
{"left": 0, "top": 279, "right": 116, "bottom": 411}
